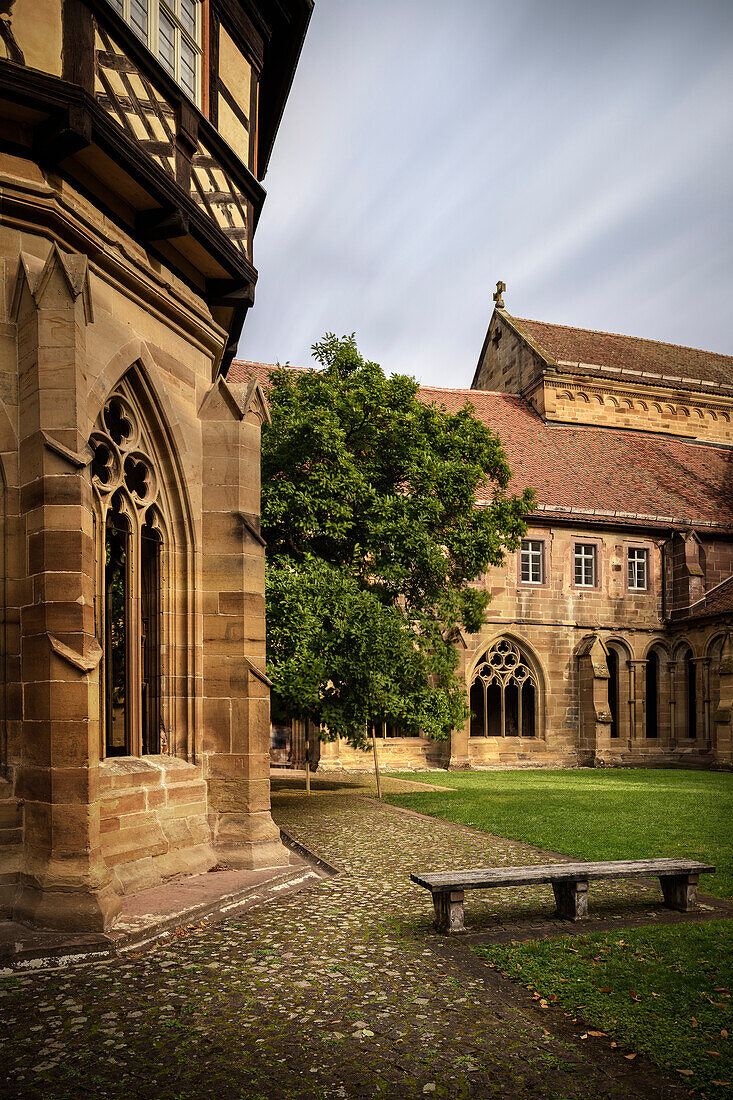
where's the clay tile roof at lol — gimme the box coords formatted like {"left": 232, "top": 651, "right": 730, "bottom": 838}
{"left": 408, "top": 385, "right": 733, "bottom": 531}
{"left": 507, "top": 315, "right": 733, "bottom": 390}
{"left": 229, "top": 361, "right": 733, "bottom": 531}
{"left": 683, "top": 575, "right": 733, "bottom": 622}
{"left": 227, "top": 360, "right": 306, "bottom": 386}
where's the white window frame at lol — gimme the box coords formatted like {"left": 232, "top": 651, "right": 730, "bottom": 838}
{"left": 574, "top": 543, "right": 597, "bottom": 588}
{"left": 628, "top": 547, "right": 649, "bottom": 591}
{"left": 107, "top": 0, "right": 202, "bottom": 105}
{"left": 520, "top": 539, "right": 544, "bottom": 584}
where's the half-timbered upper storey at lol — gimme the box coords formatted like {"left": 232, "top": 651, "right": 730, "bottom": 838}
{"left": 0, "top": 0, "right": 312, "bottom": 371}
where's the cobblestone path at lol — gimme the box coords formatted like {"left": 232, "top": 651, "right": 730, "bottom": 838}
{"left": 0, "top": 785, "right": 681, "bottom": 1100}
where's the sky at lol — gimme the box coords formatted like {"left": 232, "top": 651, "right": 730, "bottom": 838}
{"left": 238, "top": 0, "right": 733, "bottom": 387}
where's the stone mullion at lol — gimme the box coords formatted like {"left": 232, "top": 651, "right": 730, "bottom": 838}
{"left": 628, "top": 660, "right": 647, "bottom": 747}
{"left": 692, "top": 657, "right": 711, "bottom": 749}
{"left": 667, "top": 660, "right": 678, "bottom": 750}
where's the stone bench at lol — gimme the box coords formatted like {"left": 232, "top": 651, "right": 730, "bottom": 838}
{"left": 410, "top": 858, "right": 716, "bottom": 934}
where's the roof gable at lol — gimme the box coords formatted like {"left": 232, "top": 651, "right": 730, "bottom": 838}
{"left": 506, "top": 315, "right": 733, "bottom": 391}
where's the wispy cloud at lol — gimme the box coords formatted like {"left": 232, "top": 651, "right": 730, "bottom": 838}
{"left": 239, "top": 0, "right": 733, "bottom": 385}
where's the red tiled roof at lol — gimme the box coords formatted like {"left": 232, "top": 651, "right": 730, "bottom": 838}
{"left": 420, "top": 386, "right": 733, "bottom": 530}
{"left": 684, "top": 575, "right": 733, "bottom": 622}
{"left": 229, "top": 360, "right": 733, "bottom": 531}
{"left": 507, "top": 315, "right": 733, "bottom": 391}
{"left": 227, "top": 360, "right": 307, "bottom": 386}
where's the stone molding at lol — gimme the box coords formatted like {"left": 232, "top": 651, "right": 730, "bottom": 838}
{"left": 47, "top": 633, "right": 103, "bottom": 673}
{"left": 0, "top": 167, "right": 224, "bottom": 358}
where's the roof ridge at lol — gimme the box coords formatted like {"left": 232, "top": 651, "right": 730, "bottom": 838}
{"left": 419, "top": 384, "right": 517, "bottom": 397}
{"left": 509, "top": 315, "right": 733, "bottom": 362}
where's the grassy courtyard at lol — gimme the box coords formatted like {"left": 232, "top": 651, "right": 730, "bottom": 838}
{"left": 384, "top": 768, "right": 733, "bottom": 1096}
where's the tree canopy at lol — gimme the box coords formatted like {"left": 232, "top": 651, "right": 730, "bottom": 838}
{"left": 262, "top": 334, "right": 533, "bottom": 748}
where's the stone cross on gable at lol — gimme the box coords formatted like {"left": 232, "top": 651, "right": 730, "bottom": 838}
{"left": 493, "top": 280, "right": 506, "bottom": 309}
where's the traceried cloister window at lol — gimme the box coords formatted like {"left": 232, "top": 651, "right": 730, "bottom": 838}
{"left": 90, "top": 387, "right": 175, "bottom": 759}
{"left": 469, "top": 639, "right": 538, "bottom": 738}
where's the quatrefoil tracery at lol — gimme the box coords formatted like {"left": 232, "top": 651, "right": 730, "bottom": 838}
{"left": 472, "top": 639, "right": 536, "bottom": 690}
{"left": 90, "top": 395, "right": 158, "bottom": 512}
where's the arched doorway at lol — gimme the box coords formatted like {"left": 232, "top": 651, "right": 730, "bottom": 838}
{"left": 470, "top": 638, "right": 539, "bottom": 738}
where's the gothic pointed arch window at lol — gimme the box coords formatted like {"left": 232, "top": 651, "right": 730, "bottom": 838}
{"left": 470, "top": 638, "right": 539, "bottom": 738}
{"left": 90, "top": 380, "right": 191, "bottom": 759}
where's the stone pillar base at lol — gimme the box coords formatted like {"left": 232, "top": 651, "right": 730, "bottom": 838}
{"left": 13, "top": 876, "right": 121, "bottom": 932}
{"left": 448, "top": 756, "right": 471, "bottom": 770}
{"left": 210, "top": 810, "right": 290, "bottom": 869}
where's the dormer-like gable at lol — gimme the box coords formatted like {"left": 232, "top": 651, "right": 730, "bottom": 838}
{"left": 473, "top": 310, "right": 733, "bottom": 445}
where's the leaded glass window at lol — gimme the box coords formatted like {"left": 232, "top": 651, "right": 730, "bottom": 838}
{"left": 105, "top": 0, "right": 202, "bottom": 103}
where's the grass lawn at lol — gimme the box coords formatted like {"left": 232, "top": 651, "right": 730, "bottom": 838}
{"left": 383, "top": 768, "right": 733, "bottom": 897}
{"left": 384, "top": 768, "right": 733, "bottom": 1096}
{"left": 479, "top": 923, "right": 732, "bottom": 1098}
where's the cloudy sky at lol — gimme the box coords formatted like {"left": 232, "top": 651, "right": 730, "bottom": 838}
{"left": 238, "top": 0, "right": 733, "bottom": 387}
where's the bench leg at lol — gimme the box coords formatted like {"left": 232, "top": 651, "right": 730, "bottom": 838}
{"left": 432, "top": 889, "right": 465, "bottom": 934}
{"left": 552, "top": 879, "right": 589, "bottom": 921}
{"left": 660, "top": 873, "right": 699, "bottom": 912}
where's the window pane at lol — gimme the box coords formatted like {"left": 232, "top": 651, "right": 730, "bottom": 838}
{"left": 130, "top": 0, "right": 149, "bottom": 43}
{"left": 628, "top": 548, "right": 648, "bottom": 590}
{"left": 180, "top": 0, "right": 197, "bottom": 35}
{"left": 180, "top": 37, "right": 196, "bottom": 99}
{"left": 158, "top": 11, "right": 176, "bottom": 76}
{"left": 521, "top": 539, "right": 543, "bottom": 583}
{"left": 575, "top": 544, "right": 595, "bottom": 586}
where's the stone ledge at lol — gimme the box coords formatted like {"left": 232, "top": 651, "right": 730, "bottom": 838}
{"left": 0, "top": 845, "right": 334, "bottom": 974}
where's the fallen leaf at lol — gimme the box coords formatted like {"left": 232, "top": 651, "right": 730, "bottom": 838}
{"left": 588, "top": 1031, "right": 607, "bottom": 1037}
{"left": 597, "top": 987, "right": 612, "bottom": 993}
{"left": 691, "top": 1018, "right": 698, "bottom": 1028}
{"left": 610, "top": 1042, "right": 617, "bottom": 1049}
{"left": 677, "top": 1070, "right": 693, "bottom": 1076}
{"left": 580, "top": 1033, "right": 588, "bottom": 1040}
{"left": 721, "top": 1029, "right": 728, "bottom": 1038}
{"left": 624, "top": 1054, "right": 637, "bottom": 1061}
{"left": 706, "top": 1052, "right": 721, "bottom": 1058}
{"left": 629, "top": 991, "right": 641, "bottom": 1002}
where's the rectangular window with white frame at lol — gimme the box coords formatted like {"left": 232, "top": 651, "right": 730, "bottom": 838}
{"left": 520, "top": 539, "right": 544, "bottom": 584}
{"left": 106, "top": 0, "right": 202, "bottom": 104}
{"left": 574, "top": 543, "right": 597, "bottom": 587}
{"left": 628, "top": 547, "right": 649, "bottom": 591}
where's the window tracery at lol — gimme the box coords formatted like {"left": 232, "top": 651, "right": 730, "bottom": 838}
{"left": 90, "top": 388, "right": 167, "bottom": 758}
{"left": 470, "top": 638, "right": 538, "bottom": 738}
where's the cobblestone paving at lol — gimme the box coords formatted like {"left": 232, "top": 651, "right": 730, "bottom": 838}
{"left": 0, "top": 784, "right": 682, "bottom": 1100}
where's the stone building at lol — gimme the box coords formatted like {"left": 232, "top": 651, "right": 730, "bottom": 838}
{"left": 0, "top": 0, "right": 312, "bottom": 930}
{"left": 230, "top": 306, "right": 733, "bottom": 773}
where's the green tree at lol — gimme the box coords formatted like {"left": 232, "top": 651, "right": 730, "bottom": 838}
{"left": 262, "top": 334, "right": 533, "bottom": 749}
